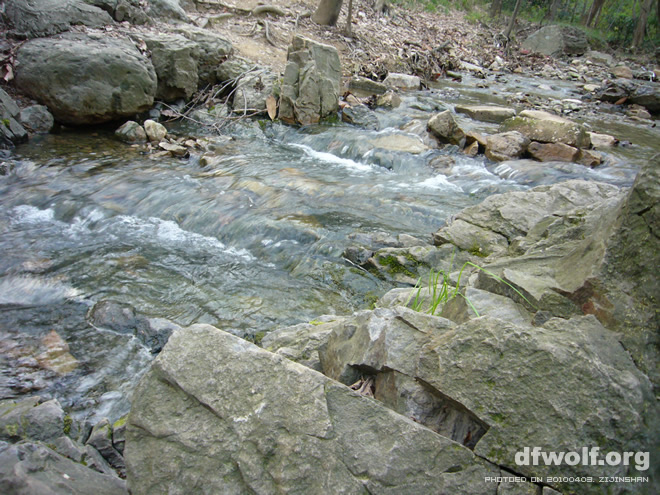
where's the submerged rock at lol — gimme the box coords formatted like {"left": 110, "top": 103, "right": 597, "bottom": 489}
{"left": 89, "top": 300, "right": 176, "bottom": 353}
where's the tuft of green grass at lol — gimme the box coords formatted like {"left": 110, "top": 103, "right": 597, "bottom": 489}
{"left": 405, "top": 256, "right": 536, "bottom": 317}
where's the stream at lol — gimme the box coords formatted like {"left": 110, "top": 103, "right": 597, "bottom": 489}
{"left": 0, "top": 74, "right": 654, "bottom": 423}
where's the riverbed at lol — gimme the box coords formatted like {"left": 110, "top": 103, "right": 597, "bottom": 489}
{"left": 0, "top": 75, "right": 654, "bottom": 423}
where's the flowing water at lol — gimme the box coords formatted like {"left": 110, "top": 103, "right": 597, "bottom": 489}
{"left": 0, "top": 77, "right": 653, "bottom": 422}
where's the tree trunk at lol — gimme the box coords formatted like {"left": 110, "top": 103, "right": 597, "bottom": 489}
{"left": 344, "top": 0, "right": 353, "bottom": 36}
{"left": 585, "top": 0, "right": 606, "bottom": 27}
{"left": 632, "top": 0, "right": 654, "bottom": 48}
{"left": 490, "top": 0, "right": 503, "bottom": 18}
{"left": 504, "top": 0, "right": 524, "bottom": 40}
{"left": 541, "top": 0, "right": 561, "bottom": 25}
{"left": 312, "top": 0, "right": 343, "bottom": 26}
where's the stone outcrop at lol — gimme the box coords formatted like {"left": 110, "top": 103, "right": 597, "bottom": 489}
{"left": 5, "top": 0, "right": 113, "bottom": 39}
{"left": 0, "top": 442, "right": 127, "bottom": 494}
{"left": 522, "top": 25, "right": 589, "bottom": 57}
{"left": 278, "top": 35, "right": 341, "bottom": 125}
{"left": 139, "top": 32, "right": 199, "bottom": 101}
{"left": 18, "top": 105, "right": 55, "bottom": 134}
{"left": 0, "top": 88, "right": 28, "bottom": 149}
{"left": 0, "top": 396, "right": 128, "bottom": 493}
{"left": 125, "top": 323, "right": 519, "bottom": 494}
{"left": 15, "top": 33, "right": 157, "bottom": 124}
{"left": 485, "top": 131, "right": 530, "bottom": 162}
{"left": 427, "top": 110, "right": 466, "bottom": 146}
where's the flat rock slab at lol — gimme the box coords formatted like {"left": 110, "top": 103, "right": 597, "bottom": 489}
{"left": 455, "top": 105, "right": 516, "bottom": 123}
{"left": 125, "top": 324, "right": 514, "bottom": 494}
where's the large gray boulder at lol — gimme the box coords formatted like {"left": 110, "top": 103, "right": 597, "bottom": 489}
{"left": 434, "top": 163, "right": 659, "bottom": 388}
{"left": 501, "top": 110, "right": 591, "bottom": 148}
{"left": 433, "top": 180, "right": 623, "bottom": 259}
{"left": 15, "top": 34, "right": 157, "bottom": 124}
{"left": 0, "top": 442, "right": 127, "bottom": 494}
{"left": 305, "top": 306, "right": 657, "bottom": 494}
{"left": 5, "top": 0, "right": 113, "bottom": 39}
{"left": 522, "top": 25, "right": 589, "bottom": 57}
{"left": 419, "top": 315, "right": 657, "bottom": 494}
{"left": 278, "top": 35, "right": 341, "bottom": 125}
{"left": 172, "top": 25, "right": 233, "bottom": 85}
{"left": 138, "top": 32, "right": 199, "bottom": 101}
{"left": 125, "top": 324, "right": 516, "bottom": 494}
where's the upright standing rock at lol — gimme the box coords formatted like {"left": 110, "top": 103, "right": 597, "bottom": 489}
{"left": 278, "top": 35, "right": 341, "bottom": 126}
{"left": 0, "top": 88, "right": 28, "bottom": 148}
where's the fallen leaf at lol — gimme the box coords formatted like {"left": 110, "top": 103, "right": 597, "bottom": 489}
{"left": 266, "top": 94, "right": 277, "bottom": 120}
{"left": 2, "top": 64, "right": 13, "bottom": 82}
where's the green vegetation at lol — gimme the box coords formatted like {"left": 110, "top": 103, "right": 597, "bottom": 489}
{"left": 378, "top": 254, "right": 417, "bottom": 278}
{"left": 406, "top": 257, "right": 537, "bottom": 317}
{"left": 63, "top": 415, "right": 73, "bottom": 435}
{"left": 392, "top": 0, "right": 658, "bottom": 49}
{"left": 113, "top": 415, "right": 127, "bottom": 430}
